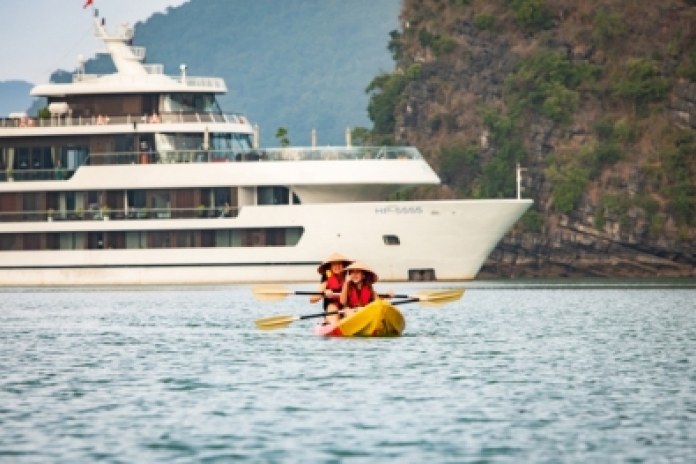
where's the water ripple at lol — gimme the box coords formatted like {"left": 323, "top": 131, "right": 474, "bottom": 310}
{"left": 0, "top": 285, "right": 694, "bottom": 462}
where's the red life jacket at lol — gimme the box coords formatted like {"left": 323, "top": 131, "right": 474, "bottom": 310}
{"left": 347, "top": 284, "right": 374, "bottom": 308}
{"left": 323, "top": 273, "right": 344, "bottom": 310}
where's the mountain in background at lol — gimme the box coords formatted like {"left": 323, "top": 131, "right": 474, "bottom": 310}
{"left": 0, "top": 80, "right": 35, "bottom": 117}
{"left": 121, "top": 0, "right": 400, "bottom": 146}
{"left": 21, "top": 0, "right": 399, "bottom": 146}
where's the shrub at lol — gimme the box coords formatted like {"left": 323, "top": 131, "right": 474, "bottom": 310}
{"left": 540, "top": 82, "right": 580, "bottom": 122}
{"left": 419, "top": 29, "right": 436, "bottom": 48}
{"left": 594, "top": 116, "right": 634, "bottom": 143}
{"left": 592, "top": 10, "right": 624, "bottom": 47}
{"left": 429, "top": 113, "right": 457, "bottom": 132}
{"left": 668, "top": 181, "right": 696, "bottom": 225}
{"left": 480, "top": 107, "right": 517, "bottom": 141}
{"left": 635, "top": 194, "right": 660, "bottom": 220}
{"left": 418, "top": 29, "right": 457, "bottom": 57}
{"left": 350, "top": 127, "right": 372, "bottom": 146}
{"left": 594, "top": 209, "right": 606, "bottom": 229}
{"left": 650, "top": 214, "right": 666, "bottom": 236}
{"left": 612, "top": 119, "right": 634, "bottom": 143}
{"left": 439, "top": 144, "right": 479, "bottom": 185}
{"left": 387, "top": 30, "right": 403, "bottom": 61}
{"left": 480, "top": 158, "right": 517, "bottom": 198}
{"left": 505, "top": 50, "right": 599, "bottom": 122}
{"left": 405, "top": 64, "right": 422, "bottom": 80}
{"left": 612, "top": 59, "right": 671, "bottom": 108}
{"left": 594, "top": 116, "right": 615, "bottom": 141}
{"left": 275, "top": 127, "right": 290, "bottom": 147}
{"left": 365, "top": 73, "right": 407, "bottom": 134}
{"left": 677, "top": 45, "right": 696, "bottom": 82}
{"left": 678, "top": 227, "right": 692, "bottom": 241}
{"left": 547, "top": 165, "right": 589, "bottom": 213}
{"left": 594, "top": 142, "right": 623, "bottom": 166}
{"left": 473, "top": 14, "right": 496, "bottom": 30}
{"left": 509, "top": 0, "right": 552, "bottom": 31}
{"left": 432, "top": 36, "right": 458, "bottom": 57}
{"left": 522, "top": 210, "right": 544, "bottom": 232}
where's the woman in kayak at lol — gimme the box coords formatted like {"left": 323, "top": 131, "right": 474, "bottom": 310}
{"left": 340, "top": 261, "right": 392, "bottom": 316}
{"left": 309, "top": 252, "right": 353, "bottom": 325}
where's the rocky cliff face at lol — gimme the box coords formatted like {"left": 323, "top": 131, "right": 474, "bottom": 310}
{"left": 368, "top": 0, "right": 696, "bottom": 278}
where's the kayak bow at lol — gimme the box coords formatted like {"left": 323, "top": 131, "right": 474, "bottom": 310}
{"left": 313, "top": 300, "right": 406, "bottom": 337}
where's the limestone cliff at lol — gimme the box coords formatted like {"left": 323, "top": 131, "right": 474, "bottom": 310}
{"left": 365, "top": 0, "right": 696, "bottom": 278}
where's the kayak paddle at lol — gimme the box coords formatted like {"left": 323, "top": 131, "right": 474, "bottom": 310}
{"left": 252, "top": 284, "right": 412, "bottom": 302}
{"left": 254, "top": 288, "right": 465, "bottom": 331}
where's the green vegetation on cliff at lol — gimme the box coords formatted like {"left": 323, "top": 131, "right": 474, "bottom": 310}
{"left": 363, "top": 0, "right": 696, "bottom": 266}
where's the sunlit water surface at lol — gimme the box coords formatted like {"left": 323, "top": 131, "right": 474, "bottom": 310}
{"left": 1, "top": 283, "right": 695, "bottom": 463}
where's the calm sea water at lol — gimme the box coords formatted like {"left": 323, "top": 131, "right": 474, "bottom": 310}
{"left": 1, "top": 282, "right": 695, "bottom": 463}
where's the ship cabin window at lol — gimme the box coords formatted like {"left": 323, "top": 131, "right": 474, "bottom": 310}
{"left": 258, "top": 187, "right": 290, "bottom": 206}
{"left": 383, "top": 235, "right": 400, "bottom": 246}
{"left": 162, "top": 93, "right": 220, "bottom": 113}
{"left": 409, "top": 269, "right": 436, "bottom": 282}
{"left": 0, "top": 228, "right": 304, "bottom": 252}
{"left": 209, "top": 134, "right": 254, "bottom": 161}
{"left": 0, "top": 234, "right": 17, "bottom": 251}
{"left": 157, "top": 133, "right": 203, "bottom": 151}
{"left": 152, "top": 192, "right": 171, "bottom": 218}
{"left": 127, "top": 190, "right": 147, "bottom": 210}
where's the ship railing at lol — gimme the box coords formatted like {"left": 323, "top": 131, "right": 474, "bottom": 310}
{"left": 0, "top": 148, "right": 422, "bottom": 182}
{"left": 130, "top": 46, "right": 147, "bottom": 60}
{"left": 83, "top": 147, "right": 423, "bottom": 165}
{"left": 143, "top": 64, "right": 163, "bottom": 75}
{"left": 0, "top": 207, "right": 239, "bottom": 223}
{"left": 0, "top": 112, "right": 248, "bottom": 128}
{"left": 0, "top": 168, "right": 77, "bottom": 182}
{"left": 71, "top": 73, "right": 226, "bottom": 88}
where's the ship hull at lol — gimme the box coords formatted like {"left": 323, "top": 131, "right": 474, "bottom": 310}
{"left": 0, "top": 199, "right": 531, "bottom": 285}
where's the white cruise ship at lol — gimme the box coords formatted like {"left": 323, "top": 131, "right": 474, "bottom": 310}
{"left": 0, "top": 13, "right": 531, "bottom": 286}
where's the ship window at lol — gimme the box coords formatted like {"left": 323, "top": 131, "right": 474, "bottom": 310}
{"left": 127, "top": 190, "right": 147, "bottom": 209}
{"left": 0, "top": 228, "right": 304, "bottom": 252}
{"left": 87, "top": 232, "right": 104, "bottom": 250}
{"left": 258, "top": 187, "right": 289, "bottom": 205}
{"left": 126, "top": 232, "right": 147, "bottom": 249}
{"left": 150, "top": 231, "right": 170, "bottom": 248}
{"left": 152, "top": 192, "right": 171, "bottom": 218}
{"left": 15, "top": 148, "right": 29, "bottom": 171}
{"left": 163, "top": 93, "right": 218, "bottom": 113}
{"left": 0, "top": 234, "right": 17, "bottom": 251}
{"left": 383, "top": 235, "right": 400, "bottom": 246}
{"left": 408, "top": 269, "right": 436, "bottom": 282}
{"left": 175, "top": 231, "right": 194, "bottom": 248}
{"left": 59, "top": 233, "right": 85, "bottom": 250}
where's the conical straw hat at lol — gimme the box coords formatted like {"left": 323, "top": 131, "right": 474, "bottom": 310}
{"left": 345, "top": 261, "right": 379, "bottom": 282}
{"left": 317, "top": 252, "right": 353, "bottom": 275}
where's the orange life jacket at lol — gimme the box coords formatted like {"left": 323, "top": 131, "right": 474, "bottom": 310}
{"left": 347, "top": 284, "right": 375, "bottom": 308}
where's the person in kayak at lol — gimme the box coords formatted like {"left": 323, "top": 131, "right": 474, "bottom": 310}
{"left": 309, "top": 252, "right": 353, "bottom": 325}
{"left": 340, "top": 261, "right": 393, "bottom": 317}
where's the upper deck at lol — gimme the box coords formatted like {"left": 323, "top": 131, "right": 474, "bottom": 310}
{"left": 29, "top": 13, "right": 226, "bottom": 99}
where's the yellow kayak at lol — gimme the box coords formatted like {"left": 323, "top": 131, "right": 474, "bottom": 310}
{"left": 313, "top": 300, "right": 406, "bottom": 337}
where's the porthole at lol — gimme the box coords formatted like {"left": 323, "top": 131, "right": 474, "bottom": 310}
{"left": 383, "top": 235, "right": 400, "bottom": 245}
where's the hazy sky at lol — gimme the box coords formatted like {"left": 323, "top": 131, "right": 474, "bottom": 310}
{"left": 0, "top": 0, "right": 188, "bottom": 83}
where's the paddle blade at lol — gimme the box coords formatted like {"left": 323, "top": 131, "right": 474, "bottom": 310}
{"left": 255, "top": 314, "right": 299, "bottom": 331}
{"left": 252, "top": 285, "right": 292, "bottom": 302}
{"left": 415, "top": 289, "right": 465, "bottom": 307}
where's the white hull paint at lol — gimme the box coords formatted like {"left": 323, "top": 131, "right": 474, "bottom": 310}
{"left": 0, "top": 199, "right": 532, "bottom": 286}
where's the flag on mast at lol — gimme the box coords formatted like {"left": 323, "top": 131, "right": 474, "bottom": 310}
{"left": 83, "top": 0, "right": 94, "bottom": 8}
